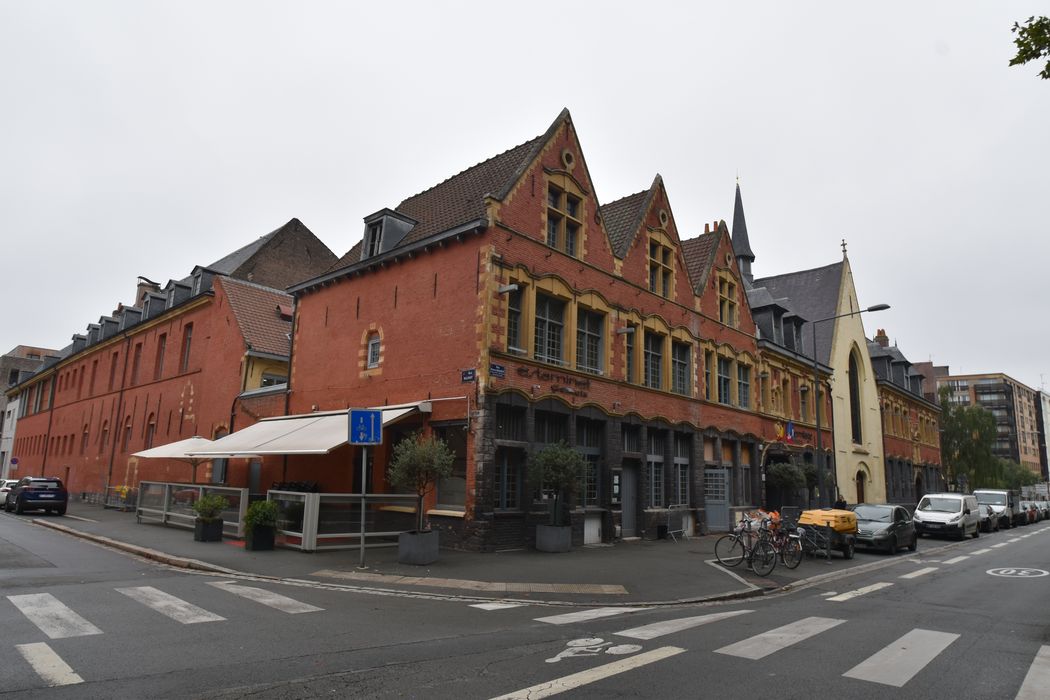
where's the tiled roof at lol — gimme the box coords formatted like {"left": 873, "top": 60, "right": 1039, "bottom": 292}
{"left": 219, "top": 277, "right": 293, "bottom": 357}
{"left": 680, "top": 232, "right": 719, "bottom": 293}
{"left": 600, "top": 190, "right": 650, "bottom": 258}
{"left": 754, "top": 261, "right": 843, "bottom": 366}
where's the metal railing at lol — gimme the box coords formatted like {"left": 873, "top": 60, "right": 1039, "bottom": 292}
{"left": 136, "top": 481, "right": 249, "bottom": 537}
{"left": 268, "top": 490, "right": 418, "bottom": 552}
{"left": 105, "top": 486, "right": 139, "bottom": 511}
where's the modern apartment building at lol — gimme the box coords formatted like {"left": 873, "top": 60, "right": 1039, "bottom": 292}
{"left": 935, "top": 369, "right": 1042, "bottom": 477}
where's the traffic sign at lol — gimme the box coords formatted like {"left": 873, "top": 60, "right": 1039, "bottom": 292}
{"left": 348, "top": 409, "right": 382, "bottom": 445}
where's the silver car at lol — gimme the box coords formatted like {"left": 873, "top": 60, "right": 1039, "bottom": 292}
{"left": 0, "top": 479, "right": 18, "bottom": 504}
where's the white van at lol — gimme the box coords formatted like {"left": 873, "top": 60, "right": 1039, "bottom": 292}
{"left": 973, "top": 489, "right": 1019, "bottom": 529}
{"left": 913, "top": 493, "right": 980, "bottom": 540}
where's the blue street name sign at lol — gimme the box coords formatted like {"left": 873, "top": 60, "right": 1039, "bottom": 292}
{"left": 490, "top": 363, "right": 506, "bottom": 379}
{"left": 461, "top": 368, "right": 476, "bottom": 383}
{"left": 348, "top": 408, "right": 382, "bottom": 445}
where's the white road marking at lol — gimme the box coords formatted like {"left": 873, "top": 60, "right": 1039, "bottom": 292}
{"left": 843, "top": 629, "right": 959, "bottom": 687}
{"left": 715, "top": 616, "right": 846, "bottom": 660}
{"left": 992, "top": 543, "right": 1009, "bottom": 548}
{"left": 615, "top": 610, "right": 753, "bottom": 640}
{"left": 971, "top": 548, "right": 992, "bottom": 555}
{"left": 899, "top": 567, "right": 938, "bottom": 580}
{"left": 16, "top": 643, "right": 83, "bottom": 687}
{"left": 1008, "top": 538, "right": 1022, "bottom": 543}
{"left": 826, "top": 582, "right": 893, "bottom": 602}
{"left": 207, "top": 581, "right": 322, "bottom": 614}
{"left": 116, "top": 586, "right": 225, "bottom": 624}
{"left": 535, "top": 607, "right": 645, "bottom": 625}
{"left": 7, "top": 593, "right": 103, "bottom": 639}
{"left": 471, "top": 603, "right": 526, "bottom": 611}
{"left": 943, "top": 555, "right": 970, "bottom": 564}
{"left": 489, "top": 646, "right": 684, "bottom": 699}
{"left": 820, "top": 591, "right": 838, "bottom": 597}
{"left": 1016, "top": 645, "right": 1050, "bottom": 700}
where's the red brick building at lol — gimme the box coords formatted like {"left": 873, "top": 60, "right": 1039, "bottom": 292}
{"left": 277, "top": 110, "right": 832, "bottom": 550}
{"left": 6, "top": 219, "right": 336, "bottom": 497}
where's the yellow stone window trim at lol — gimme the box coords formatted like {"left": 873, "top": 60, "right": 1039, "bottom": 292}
{"left": 544, "top": 172, "right": 587, "bottom": 258}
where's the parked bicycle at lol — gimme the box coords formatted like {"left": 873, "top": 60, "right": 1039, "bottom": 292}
{"left": 715, "top": 515, "right": 778, "bottom": 576}
{"left": 767, "top": 515, "right": 803, "bottom": 569}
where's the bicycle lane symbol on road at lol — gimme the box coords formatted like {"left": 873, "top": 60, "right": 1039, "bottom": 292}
{"left": 986, "top": 568, "right": 1049, "bottom": 578}
{"left": 545, "top": 638, "right": 644, "bottom": 663}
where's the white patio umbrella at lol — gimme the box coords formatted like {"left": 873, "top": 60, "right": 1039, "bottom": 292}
{"left": 132, "top": 436, "right": 215, "bottom": 484}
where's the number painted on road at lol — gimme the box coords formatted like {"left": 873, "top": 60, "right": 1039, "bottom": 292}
{"left": 986, "top": 568, "right": 1049, "bottom": 578}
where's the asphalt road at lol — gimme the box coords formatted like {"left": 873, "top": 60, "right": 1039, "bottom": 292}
{"left": 1, "top": 512, "right": 1048, "bottom": 698}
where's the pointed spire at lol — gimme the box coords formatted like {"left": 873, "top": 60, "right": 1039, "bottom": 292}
{"left": 731, "top": 182, "right": 755, "bottom": 283}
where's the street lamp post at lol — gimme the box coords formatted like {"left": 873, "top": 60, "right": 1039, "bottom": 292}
{"left": 811, "top": 303, "right": 890, "bottom": 507}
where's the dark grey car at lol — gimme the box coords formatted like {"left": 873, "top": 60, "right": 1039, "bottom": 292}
{"left": 4, "top": 477, "right": 68, "bottom": 515}
{"left": 852, "top": 504, "right": 917, "bottom": 554}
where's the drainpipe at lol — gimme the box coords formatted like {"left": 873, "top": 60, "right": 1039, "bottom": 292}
{"left": 280, "top": 295, "right": 298, "bottom": 481}
{"left": 104, "top": 333, "right": 133, "bottom": 498}
{"left": 39, "top": 375, "right": 59, "bottom": 477}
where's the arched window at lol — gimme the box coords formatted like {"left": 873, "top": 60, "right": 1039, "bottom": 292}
{"left": 145, "top": 414, "right": 157, "bottom": 450}
{"left": 848, "top": 350, "right": 862, "bottom": 444}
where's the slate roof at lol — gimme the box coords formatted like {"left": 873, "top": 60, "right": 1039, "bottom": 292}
{"left": 731, "top": 183, "right": 754, "bottom": 260}
{"left": 753, "top": 261, "right": 843, "bottom": 365}
{"left": 325, "top": 119, "right": 560, "bottom": 273}
{"left": 219, "top": 277, "right": 293, "bottom": 357}
{"left": 680, "top": 231, "right": 719, "bottom": 294}
{"left": 600, "top": 190, "right": 650, "bottom": 259}
{"left": 205, "top": 229, "right": 279, "bottom": 275}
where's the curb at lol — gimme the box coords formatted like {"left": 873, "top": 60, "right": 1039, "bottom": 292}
{"left": 32, "top": 518, "right": 240, "bottom": 576}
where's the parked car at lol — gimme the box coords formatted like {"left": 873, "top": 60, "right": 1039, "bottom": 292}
{"left": 4, "top": 477, "right": 68, "bottom": 515}
{"left": 1020, "top": 501, "right": 1041, "bottom": 524}
{"left": 913, "top": 493, "right": 980, "bottom": 540}
{"left": 1039, "top": 500, "right": 1050, "bottom": 520}
{"left": 852, "top": 503, "right": 917, "bottom": 553}
{"left": 0, "top": 479, "right": 18, "bottom": 503}
{"left": 978, "top": 504, "right": 1000, "bottom": 533}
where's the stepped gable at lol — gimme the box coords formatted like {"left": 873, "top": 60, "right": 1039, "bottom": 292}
{"left": 218, "top": 277, "right": 294, "bottom": 357}
{"left": 754, "top": 261, "right": 843, "bottom": 365}
{"left": 600, "top": 190, "right": 651, "bottom": 259}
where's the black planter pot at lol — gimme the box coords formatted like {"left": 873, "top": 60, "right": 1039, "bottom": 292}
{"left": 194, "top": 517, "right": 224, "bottom": 542}
{"left": 245, "top": 525, "right": 275, "bottom": 551}
{"left": 398, "top": 530, "right": 439, "bottom": 565}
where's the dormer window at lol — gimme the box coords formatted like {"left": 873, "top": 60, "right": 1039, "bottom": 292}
{"left": 192, "top": 272, "right": 203, "bottom": 295}
{"left": 546, "top": 186, "right": 581, "bottom": 257}
{"left": 366, "top": 222, "right": 383, "bottom": 258}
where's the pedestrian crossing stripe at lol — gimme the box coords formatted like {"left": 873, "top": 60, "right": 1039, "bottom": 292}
{"left": 471, "top": 602, "right": 526, "bottom": 611}
{"left": 206, "top": 581, "right": 323, "bottom": 614}
{"left": 843, "top": 629, "right": 959, "bottom": 687}
{"left": 116, "top": 586, "right": 225, "bottom": 624}
{"left": 16, "top": 643, "right": 83, "bottom": 687}
{"left": 7, "top": 593, "right": 103, "bottom": 639}
{"left": 715, "top": 616, "right": 846, "bottom": 660}
{"left": 899, "top": 567, "right": 938, "bottom": 579}
{"left": 615, "top": 610, "right": 753, "bottom": 640}
{"left": 535, "top": 607, "right": 645, "bottom": 625}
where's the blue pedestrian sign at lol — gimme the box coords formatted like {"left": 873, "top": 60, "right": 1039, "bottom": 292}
{"left": 348, "top": 408, "right": 382, "bottom": 445}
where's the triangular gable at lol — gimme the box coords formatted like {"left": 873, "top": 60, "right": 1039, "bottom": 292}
{"left": 684, "top": 222, "right": 757, "bottom": 333}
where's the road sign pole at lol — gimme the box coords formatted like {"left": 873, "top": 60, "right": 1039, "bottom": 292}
{"left": 359, "top": 446, "right": 368, "bottom": 568}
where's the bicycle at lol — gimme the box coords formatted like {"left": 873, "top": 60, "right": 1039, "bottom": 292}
{"left": 715, "top": 515, "right": 778, "bottom": 576}
{"left": 767, "top": 517, "right": 803, "bottom": 569}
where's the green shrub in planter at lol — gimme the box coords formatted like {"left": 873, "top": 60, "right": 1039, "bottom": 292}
{"left": 244, "top": 500, "right": 278, "bottom": 551}
{"left": 192, "top": 493, "right": 229, "bottom": 542}
{"left": 192, "top": 493, "right": 229, "bottom": 521}
{"left": 387, "top": 432, "right": 455, "bottom": 532}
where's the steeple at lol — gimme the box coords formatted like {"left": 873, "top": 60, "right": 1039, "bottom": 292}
{"left": 731, "top": 181, "right": 755, "bottom": 283}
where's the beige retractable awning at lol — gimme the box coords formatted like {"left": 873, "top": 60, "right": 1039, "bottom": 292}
{"left": 186, "top": 402, "right": 429, "bottom": 458}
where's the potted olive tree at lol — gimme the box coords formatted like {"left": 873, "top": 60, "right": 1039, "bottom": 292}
{"left": 192, "top": 493, "right": 229, "bottom": 542}
{"left": 529, "top": 442, "right": 582, "bottom": 553}
{"left": 387, "top": 432, "right": 455, "bottom": 565}
{"left": 243, "top": 499, "right": 278, "bottom": 551}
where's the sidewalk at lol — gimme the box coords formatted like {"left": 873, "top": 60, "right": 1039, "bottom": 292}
{"left": 30, "top": 501, "right": 884, "bottom": 606}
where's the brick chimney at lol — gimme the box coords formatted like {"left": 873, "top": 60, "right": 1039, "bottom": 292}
{"left": 135, "top": 277, "right": 161, "bottom": 307}
{"left": 874, "top": 328, "right": 889, "bottom": 348}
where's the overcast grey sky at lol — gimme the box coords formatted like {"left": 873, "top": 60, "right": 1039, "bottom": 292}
{"left": 2, "top": 2, "right": 1048, "bottom": 390}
